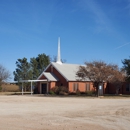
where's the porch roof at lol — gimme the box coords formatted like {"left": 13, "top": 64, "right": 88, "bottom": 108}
{"left": 19, "top": 79, "right": 47, "bottom": 82}
{"left": 43, "top": 72, "right": 59, "bottom": 81}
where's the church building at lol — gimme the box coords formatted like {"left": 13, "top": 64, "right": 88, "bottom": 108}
{"left": 36, "top": 38, "right": 107, "bottom": 95}
{"left": 35, "top": 38, "right": 130, "bottom": 95}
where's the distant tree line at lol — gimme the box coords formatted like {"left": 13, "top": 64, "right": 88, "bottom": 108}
{"left": 1, "top": 53, "right": 130, "bottom": 94}
{"left": 13, "top": 53, "right": 66, "bottom": 91}
{"left": 13, "top": 53, "right": 51, "bottom": 82}
{"left": 13, "top": 54, "right": 66, "bottom": 82}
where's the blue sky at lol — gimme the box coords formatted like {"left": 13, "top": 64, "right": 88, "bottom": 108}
{"left": 0, "top": 0, "right": 130, "bottom": 81}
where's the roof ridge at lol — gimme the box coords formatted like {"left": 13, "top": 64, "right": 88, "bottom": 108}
{"left": 51, "top": 62, "right": 83, "bottom": 66}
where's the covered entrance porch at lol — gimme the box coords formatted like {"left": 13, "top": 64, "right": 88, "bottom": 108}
{"left": 20, "top": 79, "right": 48, "bottom": 95}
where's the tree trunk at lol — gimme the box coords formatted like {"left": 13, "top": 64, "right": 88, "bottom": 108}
{"left": 94, "top": 82, "right": 99, "bottom": 97}
{"left": 97, "top": 86, "right": 99, "bottom": 97}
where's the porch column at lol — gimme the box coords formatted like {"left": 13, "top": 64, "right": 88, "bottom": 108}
{"left": 31, "top": 81, "right": 33, "bottom": 95}
{"left": 22, "top": 82, "right": 23, "bottom": 95}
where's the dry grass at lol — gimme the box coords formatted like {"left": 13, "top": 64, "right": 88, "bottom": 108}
{"left": 1, "top": 84, "right": 20, "bottom": 92}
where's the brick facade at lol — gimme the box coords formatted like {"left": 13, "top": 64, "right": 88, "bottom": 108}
{"left": 37, "top": 63, "right": 129, "bottom": 95}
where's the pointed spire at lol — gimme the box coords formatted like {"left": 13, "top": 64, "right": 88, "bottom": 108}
{"left": 56, "top": 37, "right": 62, "bottom": 64}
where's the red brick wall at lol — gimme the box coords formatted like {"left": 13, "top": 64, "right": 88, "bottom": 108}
{"left": 107, "top": 82, "right": 130, "bottom": 94}
{"left": 46, "top": 65, "right": 68, "bottom": 87}
{"left": 37, "top": 64, "right": 121, "bottom": 95}
{"left": 68, "top": 81, "right": 94, "bottom": 93}
{"left": 50, "top": 82, "right": 56, "bottom": 90}
{"left": 39, "top": 75, "right": 46, "bottom": 80}
{"left": 37, "top": 65, "right": 68, "bottom": 93}
{"left": 122, "top": 83, "right": 130, "bottom": 94}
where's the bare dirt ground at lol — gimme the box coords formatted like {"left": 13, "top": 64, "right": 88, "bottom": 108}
{"left": 0, "top": 96, "right": 130, "bottom": 130}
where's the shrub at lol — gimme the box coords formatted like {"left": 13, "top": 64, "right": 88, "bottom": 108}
{"left": 69, "top": 92, "right": 76, "bottom": 95}
{"left": 86, "top": 90, "right": 95, "bottom": 96}
{"left": 51, "top": 86, "right": 60, "bottom": 94}
{"left": 60, "top": 86, "right": 68, "bottom": 93}
{"left": 76, "top": 89, "right": 81, "bottom": 96}
{"left": 49, "top": 90, "right": 56, "bottom": 95}
{"left": 80, "top": 92, "right": 86, "bottom": 95}
{"left": 51, "top": 86, "right": 68, "bottom": 95}
{"left": 59, "top": 91, "right": 65, "bottom": 95}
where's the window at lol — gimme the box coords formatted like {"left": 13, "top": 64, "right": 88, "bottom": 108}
{"left": 73, "top": 83, "right": 79, "bottom": 91}
{"left": 86, "top": 83, "right": 90, "bottom": 91}
{"left": 126, "top": 83, "right": 130, "bottom": 92}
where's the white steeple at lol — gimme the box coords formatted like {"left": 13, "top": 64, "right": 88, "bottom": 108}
{"left": 56, "top": 37, "right": 62, "bottom": 64}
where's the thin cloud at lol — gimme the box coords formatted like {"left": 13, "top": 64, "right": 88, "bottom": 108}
{"left": 79, "top": 0, "right": 113, "bottom": 33}
{"left": 115, "top": 42, "right": 130, "bottom": 50}
{"left": 82, "top": 0, "right": 108, "bottom": 25}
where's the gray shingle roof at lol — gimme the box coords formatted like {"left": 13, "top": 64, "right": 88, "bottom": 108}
{"left": 38, "top": 62, "right": 90, "bottom": 81}
{"left": 38, "top": 72, "right": 58, "bottom": 81}
{"left": 43, "top": 72, "right": 59, "bottom": 81}
{"left": 51, "top": 62, "right": 80, "bottom": 81}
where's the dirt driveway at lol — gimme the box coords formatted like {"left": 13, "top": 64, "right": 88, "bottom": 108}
{"left": 0, "top": 95, "right": 130, "bottom": 130}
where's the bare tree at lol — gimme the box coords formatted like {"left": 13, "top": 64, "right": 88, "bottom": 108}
{"left": 109, "top": 68, "right": 125, "bottom": 94}
{"left": 76, "top": 61, "right": 125, "bottom": 96}
{"left": 0, "top": 64, "right": 11, "bottom": 86}
{"left": 52, "top": 55, "right": 66, "bottom": 63}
